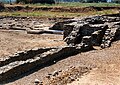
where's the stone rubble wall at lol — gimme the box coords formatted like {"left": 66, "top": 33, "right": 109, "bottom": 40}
{"left": 0, "top": 47, "right": 53, "bottom": 67}
{"left": 101, "top": 23, "right": 120, "bottom": 48}
{"left": 50, "top": 14, "right": 120, "bottom": 48}
{"left": 49, "top": 19, "right": 77, "bottom": 31}
{"left": 0, "top": 46, "right": 80, "bottom": 82}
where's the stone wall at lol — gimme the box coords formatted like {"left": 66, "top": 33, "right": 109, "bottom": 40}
{"left": 61, "top": 15, "right": 120, "bottom": 48}
{"left": 0, "top": 38, "right": 93, "bottom": 83}
{"left": 0, "top": 46, "right": 80, "bottom": 83}
{"left": 0, "top": 47, "right": 53, "bottom": 67}
{"left": 49, "top": 19, "right": 77, "bottom": 31}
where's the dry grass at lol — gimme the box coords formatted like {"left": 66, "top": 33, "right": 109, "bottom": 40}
{"left": 27, "top": 2, "right": 120, "bottom": 7}
{"left": 0, "top": 9, "right": 119, "bottom": 18}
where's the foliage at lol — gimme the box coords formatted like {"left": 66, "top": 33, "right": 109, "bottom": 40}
{"left": 0, "top": 2, "right": 4, "bottom": 11}
{"left": 16, "top": 0, "right": 55, "bottom": 4}
{"left": 113, "top": 0, "right": 120, "bottom": 3}
{"left": 0, "top": 2, "right": 4, "bottom": 7}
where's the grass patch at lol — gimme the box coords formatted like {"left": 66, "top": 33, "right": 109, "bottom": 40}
{"left": 0, "top": 9, "right": 118, "bottom": 18}
{"left": 27, "top": 2, "right": 120, "bottom": 7}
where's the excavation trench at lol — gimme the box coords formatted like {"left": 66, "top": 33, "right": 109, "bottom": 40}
{"left": 0, "top": 46, "right": 82, "bottom": 83}
{"left": 1, "top": 13, "right": 120, "bottom": 84}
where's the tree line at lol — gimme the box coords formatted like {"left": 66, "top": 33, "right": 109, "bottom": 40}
{"left": 16, "top": 0, "right": 120, "bottom": 3}
{"left": 1, "top": 0, "right": 120, "bottom": 4}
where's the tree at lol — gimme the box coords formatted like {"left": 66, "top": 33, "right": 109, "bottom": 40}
{"left": 79, "top": 0, "right": 107, "bottom": 2}
{"left": 16, "top": 0, "right": 55, "bottom": 4}
{"left": 0, "top": 2, "right": 5, "bottom": 11}
{"left": 112, "top": 0, "right": 120, "bottom": 3}
{"left": 10, "top": 0, "right": 12, "bottom": 4}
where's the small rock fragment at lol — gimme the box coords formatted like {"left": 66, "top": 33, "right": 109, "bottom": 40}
{"left": 53, "top": 70, "right": 59, "bottom": 76}
{"left": 34, "top": 79, "right": 40, "bottom": 84}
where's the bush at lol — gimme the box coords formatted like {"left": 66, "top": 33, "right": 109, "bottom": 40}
{"left": 16, "top": 0, "right": 55, "bottom": 4}
{"left": 0, "top": 2, "right": 4, "bottom": 11}
{"left": 0, "top": 2, "right": 4, "bottom": 7}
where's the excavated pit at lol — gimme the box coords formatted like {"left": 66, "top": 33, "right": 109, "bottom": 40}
{"left": 1, "top": 13, "right": 120, "bottom": 84}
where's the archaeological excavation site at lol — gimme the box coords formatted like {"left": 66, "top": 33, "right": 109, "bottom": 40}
{"left": 1, "top": 3, "right": 120, "bottom": 85}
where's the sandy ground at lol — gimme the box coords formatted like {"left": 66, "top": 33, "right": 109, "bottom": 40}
{"left": 0, "top": 29, "right": 65, "bottom": 58}
{"left": 6, "top": 37, "right": 120, "bottom": 85}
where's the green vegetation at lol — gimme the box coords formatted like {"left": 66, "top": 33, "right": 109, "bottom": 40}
{"left": 1, "top": 3, "right": 120, "bottom": 18}
{"left": 0, "top": 9, "right": 118, "bottom": 18}
{"left": 27, "top": 2, "right": 120, "bottom": 7}
{"left": 16, "top": 0, "right": 55, "bottom": 4}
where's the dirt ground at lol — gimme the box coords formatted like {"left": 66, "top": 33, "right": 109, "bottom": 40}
{"left": 0, "top": 5, "right": 120, "bottom": 85}
{"left": 4, "top": 4, "right": 120, "bottom": 13}
{"left": 69, "top": 41, "right": 120, "bottom": 85}
{"left": 0, "top": 29, "right": 65, "bottom": 58}
{"left": 5, "top": 37, "right": 120, "bottom": 85}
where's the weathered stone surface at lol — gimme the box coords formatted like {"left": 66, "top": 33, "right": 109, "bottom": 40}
{"left": 64, "top": 24, "right": 107, "bottom": 45}
{"left": 76, "top": 36, "right": 93, "bottom": 51}
{"left": 27, "top": 29, "right": 63, "bottom": 35}
{"left": 101, "top": 25, "right": 120, "bottom": 48}
{"left": 0, "top": 47, "right": 53, "bottom": 67}
{"left": 63, "top": 14, "right": 120, "bottom": 48}
{"left": 49, "top": 19, "right": 77, "bottom": 31}
{"left": 0, "top": 46, "right": 80, "bottom": 82}
{"left": 63, "top": 22, "right": 77, "bottom": 39}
